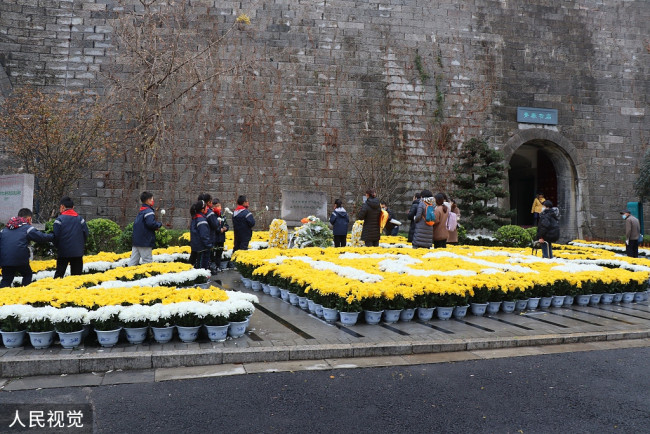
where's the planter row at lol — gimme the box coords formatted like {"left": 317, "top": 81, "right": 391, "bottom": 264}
{"left": 0, "top": 321, "right": 251, "bottom": 350}
{"left": 243, "top": 277, "right": 649, "bottom": 326}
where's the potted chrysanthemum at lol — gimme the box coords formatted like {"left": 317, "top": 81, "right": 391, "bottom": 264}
{"left": 24, "top": 306, "right": 58, "bottom": 349}
{"left": 52, "top": 307, "right": 89, "bottom": 349}
{"left": 88, "top": 306, "right": 123, "bottom": 348}
{"left": 172, "top": 301, "right": 208, "bottom": 343}
{"left": 226, "top": 300, "right": 254, "bottom": 338}
{"left": 0, "top": 304, "right": 31, "bottom": 348}
{"left": 204, "top": 303, "right": 231, "bottom": 342}
{"left": 149, "top": 304, "right": 175, "bottom": 344}
{"left": 118, "top": 304, "right": 151, "bottom": 345}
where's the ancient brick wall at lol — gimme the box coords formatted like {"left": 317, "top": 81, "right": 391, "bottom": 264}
{"left": 0, "top": 0, "right": 647, "bottom": 239}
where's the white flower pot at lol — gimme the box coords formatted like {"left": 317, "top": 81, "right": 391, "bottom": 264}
{"left": 322, "top": 307, "right": 339, "bottom": 323}
{"left": 124, "top": 326, "right": 148, "bottom": 345}
{"left": 28, "top": 330, "right": 55, "bottom": 349}
{"left": 95, "top": 328, "right": 122, "bottom": 348}
{"left": 176, "top": 325, "right": 201, "bottom": 343}
{"left": 205, "top": 324, "right": 229, "bottom": 342}
{"left": 151, "top": 326, "right": 175, "bottom": 344}
{"left": 228, "top": 321, "right": 248, "bottom": 338}
{"left": 339, "top": 311, "right": 360, "bottom": 326}
{"left": 57, "top": 330, "right": 83, "bottom": 349}
{"left": 1, "top": 330, "right": 25, "bottom": 348}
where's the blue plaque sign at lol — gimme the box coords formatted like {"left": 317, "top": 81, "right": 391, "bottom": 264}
{"left": 517, "top": 107, "right": 558, "bottom": 125}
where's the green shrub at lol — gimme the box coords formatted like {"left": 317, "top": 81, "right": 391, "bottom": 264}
{"left": 495, "top": 225, "right": 532, "bottom": 247}
{"left": 156, "top": 227, "right": 172, "bottom": 248}
{"left": 116, "top": 223, "right": 171, "bottom": 252}
{"left": 457, "top": 225, "right": 468, "bottom": 243}
{"left": 85, "top": 218, "right": 122, "bottom": 254}
{"left": 116, "top": 223, "right": 134, "bottom": 253}
{"left": 167, "top": 229, "right": 189, "bottom": 246}
{"left": 526, "top": 226, "right": 538, "bottom": 242}
{"left": 33, "top": 219, "right": 56, "bottom": 259}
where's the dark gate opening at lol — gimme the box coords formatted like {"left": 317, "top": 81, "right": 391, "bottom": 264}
{"left": 509, "top": 145, "right": 557, "bottom": 226}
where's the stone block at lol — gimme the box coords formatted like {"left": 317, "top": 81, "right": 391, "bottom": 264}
{"left": 222, "top": 347, "right": 291, "bottom": 364}
{"left": 289, "top": 344, "right": 354, "bottom": 360}
{"left": 78, "top": 353, "right": 152, "bottom": 373}
{"left": 1, "top": 356, "right": 79, "bottom": 378}
{"left": 151, "top": 350, "right": 223, "bottom": 368}
{"left": 352, "top": 343, "right": 412, "bottom": 358}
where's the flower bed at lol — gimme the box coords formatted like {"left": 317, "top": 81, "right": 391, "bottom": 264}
{"left": 0, "top": 251, "right": 259, "bottom": 347}
{"left": 233, "top": 245, "right": 650, "bottom": 317}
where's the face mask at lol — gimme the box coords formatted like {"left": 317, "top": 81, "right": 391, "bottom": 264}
{"left": 622, "top": 215, "right": 628, "bottom": 220}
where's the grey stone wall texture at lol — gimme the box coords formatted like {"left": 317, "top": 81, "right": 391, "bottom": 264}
{"left": 0, "top": 0, "right": 648, "bottom": 241}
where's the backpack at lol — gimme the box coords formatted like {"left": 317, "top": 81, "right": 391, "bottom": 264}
{"left": 446, "top": 211, "right": 458, "bottom": 231}
{"left": 424, "top": 204, "right": 436, "bottom": 226}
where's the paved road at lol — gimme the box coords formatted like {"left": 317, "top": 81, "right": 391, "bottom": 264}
{"left": 1, "top": 346, "right": 649, "bottom": 433}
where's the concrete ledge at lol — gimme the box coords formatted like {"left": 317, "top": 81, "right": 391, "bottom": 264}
{"left": 222, "top": 346, "right": 291, "bottom": 364}
{"left": 1, "top": 356, "right": 80, "bottom": 377}
{"left": 290, "top": 344, "right": 354, "bottom": 360}
{"left": 79, "top": 352, "right": 153, "bottom": 372}
{"left": 152, "top": 350, "right": 222, "bottom": 368}
{"left": 2, "top": 330, "right": 650, "bottom": 378}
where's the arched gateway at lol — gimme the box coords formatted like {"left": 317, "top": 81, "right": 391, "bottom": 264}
{"left": 503, "top": 128, "right": 589, "bottom": 242}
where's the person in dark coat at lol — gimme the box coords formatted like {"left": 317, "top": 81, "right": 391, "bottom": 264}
{"left": 53, "top": 196, "right": 89, "bottom": 278}
{"left": 412, "top": 190, "right": 435, "bottom": 249}
{"left": 329, "top": 199, "right": 349, "bottom": 247}
{"left": 128, "top": 191, "right": 162, "bottom": 266}
{"left": 232, "top": 195, "right": 256, "bottom": 252}
{"left": 357, "top": 189, "right": 382, "bottom": 247}
{"left": 537, "top": 200, "right": 560, "bottom": 259}
{"left": 190, "top": 200, "right": 212, "bottom": 270}
{"left": 211, "top": 198, "right": 229, "bottom": 270}
{"left": 407, "top": 192, "right": 421, "bottom": 242}
{"left": 0, "top": 208, "right": 54, "bottom": 287}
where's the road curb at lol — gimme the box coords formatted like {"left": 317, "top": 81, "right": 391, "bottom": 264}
{"left": 2, "top": 329, "right": 649, "bottom": 378}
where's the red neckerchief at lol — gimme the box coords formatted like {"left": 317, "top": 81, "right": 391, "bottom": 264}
{"left": 234, "top": 205, "right": 247, "bottom": 212}
{"left": 193, "top": 213, "right": 204, "bottom": 219}
{"left": 61, "top": 209, "right": 78, "bottom": 217}
{"left": 213, "top": 208, "right": 222, "bottom": 216}
{"left": 6, "top": 217, "right": 28, "bottom": 229}
{"left": 139, "top": 205, "right": 150, "bottom": 211}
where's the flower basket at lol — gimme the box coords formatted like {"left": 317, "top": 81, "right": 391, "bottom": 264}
{"left": 293, "top": 216, "right": 334, "bottom": 248}
{"left": 268, "top": 219, "right": 289, "bottom": 249}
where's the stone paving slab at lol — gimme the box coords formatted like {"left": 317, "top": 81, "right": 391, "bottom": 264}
{"left": 1, "top": 271, "right": 650, "bottom": 380}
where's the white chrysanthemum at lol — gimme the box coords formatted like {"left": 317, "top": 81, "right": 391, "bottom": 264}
{"left": 51, "top": 307, "right": 89, "bottom": 324}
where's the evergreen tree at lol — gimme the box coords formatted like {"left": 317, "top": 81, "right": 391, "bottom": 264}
{"left": 452, "top": 138, "right": 515, "bottom": 231}
{"left": 634, "top": 148, "right": 650, "bottom": 201}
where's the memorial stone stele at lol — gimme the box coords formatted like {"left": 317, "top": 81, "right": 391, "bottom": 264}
{"left": 0, "top": 174, "right": 34, "bottom": 223}
{"left": 280, "top": 190, "right": 327, "bottom": 227}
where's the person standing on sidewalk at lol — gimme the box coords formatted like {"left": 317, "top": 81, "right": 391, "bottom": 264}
{"left": 53, "top": 196, "right": 89, "bottom": 278}
{"left": 537, "top": 200, "right": 560, "bottom": 259}
{"left": 620, "top": 209, "right": 641, "bottom": 258}
{"left": 330, "top": 199, "right": 349, "bottom": 247}
{"left": 357, "top": 189, "right": 382, "bottom": 247}
{"left": 0, "top": 208, "right": 54, "bottom": 287}
{"left": 407, "top": 192, "right": 421, "bottom": 243}
{"left": 128, "top": 191, "right": 162, "bottom": 266}
{"left": 232, "top": 195, "right": 255, "bottom": 252}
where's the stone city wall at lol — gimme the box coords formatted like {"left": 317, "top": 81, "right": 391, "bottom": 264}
{"left": 0, "top": 0, "right": 647, "bottom": 239}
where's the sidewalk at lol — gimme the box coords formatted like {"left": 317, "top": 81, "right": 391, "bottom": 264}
{"left": 2, "top": 271, "right": 650, "bottom": 380}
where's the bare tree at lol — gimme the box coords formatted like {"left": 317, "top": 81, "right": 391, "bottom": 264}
{"left": 0, "top": 87, "right": 114, "bottom": 220}
{"left": 105, "top": 0, "right": 258, "bottom": 197}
